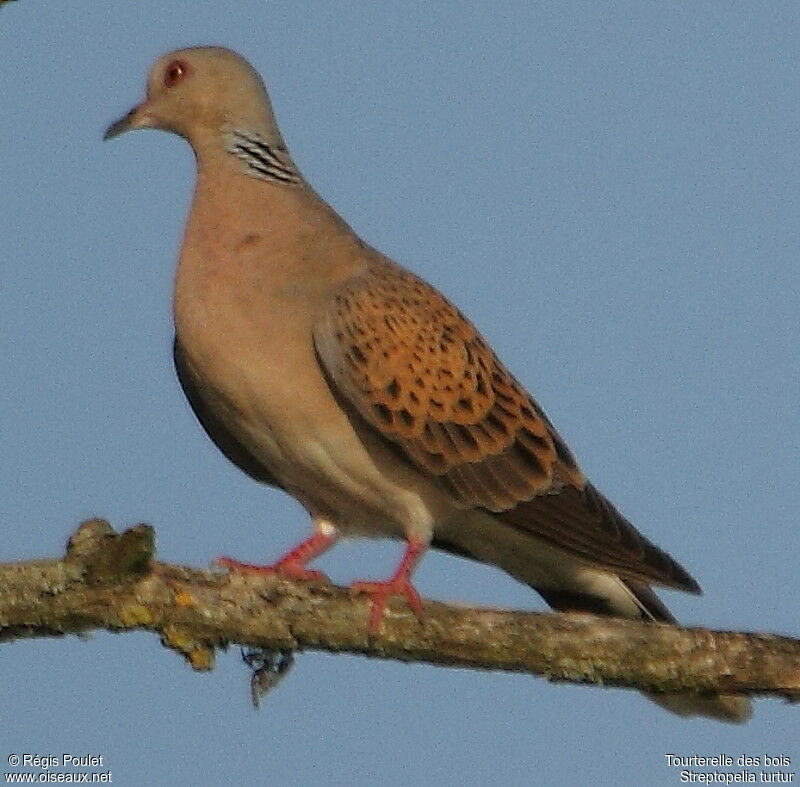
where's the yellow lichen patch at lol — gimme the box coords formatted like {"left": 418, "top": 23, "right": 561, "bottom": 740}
{"left": 187, "top": 646, "right": 215, "bottom": 671}
{"left": 161, "top": 625, "right": 215, "bottom": 671}
{"left": 118, "top": 603, "right": 153, "bottom": 627}
{"left": 173, "top": 588, "right": 195, "bottom": 607}
{"left": 161, "top": 624, "right": 194, "bottom": 651}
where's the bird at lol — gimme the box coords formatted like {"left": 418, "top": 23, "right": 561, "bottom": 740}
{"left": 104, "top": 46, "right": 751, "bottom": 722}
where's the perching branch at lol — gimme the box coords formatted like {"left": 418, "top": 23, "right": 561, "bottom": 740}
{"left": 1, "top": 519, "right": 798, "bottom": 706}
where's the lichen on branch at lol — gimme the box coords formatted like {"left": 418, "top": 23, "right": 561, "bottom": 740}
{"left": 1, "top": 520, "right": 798, "bottom": 708}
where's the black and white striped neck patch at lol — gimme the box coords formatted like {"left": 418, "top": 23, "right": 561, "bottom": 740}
{"left": 225, "top": 129, "right": 299, "bottom": 184}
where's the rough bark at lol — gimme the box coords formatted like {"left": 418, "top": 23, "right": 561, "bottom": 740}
{"left": 2, "top": 519, "right": 798, "bottom": 707}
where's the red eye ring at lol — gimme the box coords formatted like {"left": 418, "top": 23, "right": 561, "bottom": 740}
{"left": 164, "top": 60, "right": 187, "bottom": 88}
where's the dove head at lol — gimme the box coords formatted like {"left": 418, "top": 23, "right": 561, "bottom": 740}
{"left": 104, "top": 47, "right": 287, "bottom": 154}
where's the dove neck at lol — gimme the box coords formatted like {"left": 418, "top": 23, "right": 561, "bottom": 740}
{"left": 181, "top": 156, "right": 369, "bottom": 289}
{"left": 220, "top": 127, "right": 300, "bottom": 185}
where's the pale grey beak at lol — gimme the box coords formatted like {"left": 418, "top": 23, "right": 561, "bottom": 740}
{"left": 104, "top": 104, "right": 150, "bottom": 140}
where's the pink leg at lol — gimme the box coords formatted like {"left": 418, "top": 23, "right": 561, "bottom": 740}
{"left": 216, "top": 528, "right": 338, "bottom": 582}
{"left": 351, "top": 538, "right": 426, "bottom": 632}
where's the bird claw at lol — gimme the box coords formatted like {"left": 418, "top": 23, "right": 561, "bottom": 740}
{"left": 214, "top": 531, "right": 337, "bottom": 583}
{"left": 351, "top": 575, "right": 424, "bottom": 632}
{"left": 215, "top": 555, "right": 330, "bottom": 583}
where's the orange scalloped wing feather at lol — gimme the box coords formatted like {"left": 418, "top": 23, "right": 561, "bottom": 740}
{"left": 314, "top": 262, "right": 583, "bottom": 512}
{"left": 313, "top": 262, "right": 699, "bottom": 592}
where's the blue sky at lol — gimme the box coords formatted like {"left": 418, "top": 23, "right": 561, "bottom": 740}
{"left": 1, "top": 2, "right": 798, "bottom": 785}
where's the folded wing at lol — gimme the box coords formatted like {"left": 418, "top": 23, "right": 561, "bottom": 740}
{"left": 313, "top": 261, "right": 699, "bottom": 592}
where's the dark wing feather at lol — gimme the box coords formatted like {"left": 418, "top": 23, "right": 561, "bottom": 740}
{"left": 500, "top": 482, "right": 700, "bottom": 592}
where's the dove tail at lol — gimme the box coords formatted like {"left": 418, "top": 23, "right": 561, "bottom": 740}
{"left": 540, "top": 577, "right": 752, "bottom": 723}
{"left": 432, "top": 533, "right": 752, "bottom": 723}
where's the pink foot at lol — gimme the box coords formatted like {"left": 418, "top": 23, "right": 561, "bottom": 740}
{"left": 216, "top": 530, "right": 337, "bottom": 583}
{"left": 350, "top": 539, "right": 427, "bottom": 632}
{"left": 351, "top": 576, "right": 424, "bottom": 632}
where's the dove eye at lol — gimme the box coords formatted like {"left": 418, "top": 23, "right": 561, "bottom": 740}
{"left": 164, "top": 60, "right": 187, "bottom": 88}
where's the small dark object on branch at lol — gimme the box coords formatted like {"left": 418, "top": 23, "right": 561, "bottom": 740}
{"left": 242, "top": 648, "right": 295, "bottom": 708}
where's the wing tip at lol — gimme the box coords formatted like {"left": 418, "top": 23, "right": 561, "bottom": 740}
{"left": 667, "top": 560, "right": 703, "bottom": 595}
